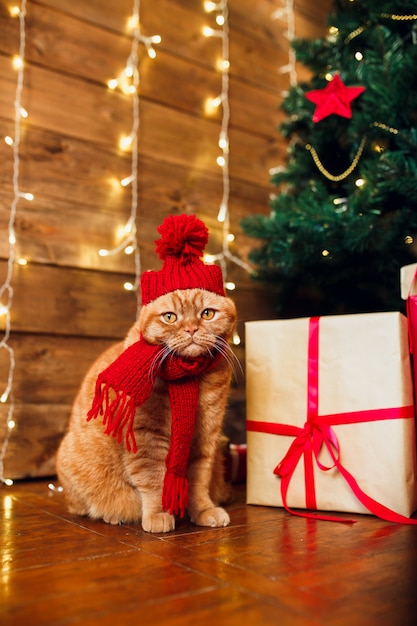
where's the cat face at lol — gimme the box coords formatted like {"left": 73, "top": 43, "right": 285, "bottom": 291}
{"left": 139, "top": 288, "right": 237, "bottom": 358}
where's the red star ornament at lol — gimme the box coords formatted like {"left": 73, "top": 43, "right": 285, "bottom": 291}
{"left": 305, "top": 74, "right": 366, "bottom": 123}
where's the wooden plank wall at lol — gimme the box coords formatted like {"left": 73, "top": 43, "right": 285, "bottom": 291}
{"left": 0, "top": 0, "right": 330, "bottom": 478}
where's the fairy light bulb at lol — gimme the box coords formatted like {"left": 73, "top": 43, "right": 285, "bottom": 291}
{"left": 127, "top": 13, "right": 139, "bottom": 29}
{"left": 121, "top": 175, "right": 134, "bottom": 187}
{"left": 217, "top": 205, "right": 227, "bottom": 223}
{"left": 203, "top": 26, "right": 216, "bottom": 37}
{"left": 119, "top": 134, "right": 133, "bottom": 150}
{"left": 107, "top": 78, "right": 118, "bottom": 90}
{"left": 217, "top": 58, "right": 229, "bottom": 71}
{"left": 123, "top": 219, "right": 134, "bottom": 235}
{"left": 5, "top": 136, "right": 14, "bottom": 146}
{"left": 218, "top": 135, "right": 228, "bottom": 150}
{"left": 12, "top": 55, "right": 23, "bottom": 70}
{"left": 204, "top": 1, "right": 217, "bottom": 11}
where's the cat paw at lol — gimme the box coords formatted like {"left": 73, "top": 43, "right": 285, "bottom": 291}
{"left": 191, "top": 507, "right": 230, "bottom": 528}
{"left": 142, "top": 512, "right": 175, "bottom": 533}
{"left": 103, "top": 513, "right": 123, "bottom": 525}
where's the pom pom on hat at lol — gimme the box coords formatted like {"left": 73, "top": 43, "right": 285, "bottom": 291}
{"left": 141, "top": 214, "right": 225, "bottom": 305}
{"left": 155, "top": 214, "right": 208, "bottom": 261}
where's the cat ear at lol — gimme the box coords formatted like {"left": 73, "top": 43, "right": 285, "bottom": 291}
{"left": 155, "top": 214, "right": 208, "bottom": 261}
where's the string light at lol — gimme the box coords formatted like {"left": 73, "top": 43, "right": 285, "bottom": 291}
{"left": 268, "top": 1, "right": 297, "bottom": 183}
{"left": 99, "top": 0, "right": 160, "bottom": 298}
{"left": 1, "top": 0, "right": 29, "bottom": 487}
{"left": 272, "top": 0, "right": 297, "bottom": 90}
{"left": 203, "top": 0, "right": 254, "bottom": 349}
{"left": 203, "top": 0, "right": 251, "bottom": 297}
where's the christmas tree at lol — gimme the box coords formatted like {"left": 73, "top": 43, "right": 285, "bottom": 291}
{"left": 241, "top": 0, "right": 417, "bottom": 317}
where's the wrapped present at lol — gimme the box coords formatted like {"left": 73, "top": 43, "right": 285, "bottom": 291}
{"left": 246, "top": 313, "right": 417, "bottom": 523}
{"left": 224, "top": 443, "right": 247, "bottom": 484}
{"left": 401, "top": 263, "right": 417, "bottom": 408}
{"left": 400, "top": 263, "right": 417, "bottom": 300}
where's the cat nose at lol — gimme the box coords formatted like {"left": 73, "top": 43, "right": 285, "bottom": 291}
{"left": 185, "top": 326, "right": 197, "bottom": 336}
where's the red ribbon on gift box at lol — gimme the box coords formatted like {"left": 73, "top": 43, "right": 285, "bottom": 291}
{"left": 247, "top": 316, "right": 417, "bottom": 525}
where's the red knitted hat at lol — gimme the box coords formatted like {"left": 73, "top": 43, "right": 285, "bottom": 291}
{"left": 141, "top": 214, "right": 225, "bottom": 305}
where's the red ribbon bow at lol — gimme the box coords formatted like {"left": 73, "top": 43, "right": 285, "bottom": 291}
{"left": 247, "top": 316, "right": 417, "bottom": 524}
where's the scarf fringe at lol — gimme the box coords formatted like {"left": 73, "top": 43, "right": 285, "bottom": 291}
{"left": 162, "top": 471, "right": 188, "bottom": 518}
{"left": 87, "top": 381, "right": 138, "bottom": 453}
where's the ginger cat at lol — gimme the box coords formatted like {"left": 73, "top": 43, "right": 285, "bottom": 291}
{"left": 56, "top": 288, "right": 237, "bottom": 533}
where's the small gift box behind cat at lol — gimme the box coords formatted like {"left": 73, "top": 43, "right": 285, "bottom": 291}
{"left": 57, "top": 214, "right": 237, "bottom": 533}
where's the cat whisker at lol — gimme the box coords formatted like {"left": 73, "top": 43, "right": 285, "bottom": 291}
{"left": 214, "top": 336, "right": 244, "bottom": 382}
{"left": 148, "top": 346, "right": 172, "bottom": 379}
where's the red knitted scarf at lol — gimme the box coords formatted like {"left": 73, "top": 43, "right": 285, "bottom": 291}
{"left": 86, "top": 336, "right": 219, "bottom": 518}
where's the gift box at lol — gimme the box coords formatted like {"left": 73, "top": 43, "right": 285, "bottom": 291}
{"left": 400, "top": 263, "right": 417, "bottom": 300}
{"left": 224, "top": 443, "right": 247, "bottom": 484}
{"left": 246, "top": 312, "right": 417, "bottom": 521}
{"left": 401, "top": 263, "right": 417, "bottom": 410}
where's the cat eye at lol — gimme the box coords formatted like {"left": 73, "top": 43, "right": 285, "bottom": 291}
{"left": 201, "top": 308, "right": 215, "bottom": 320}
{"left": 162, "top": 312, "right": 177, "bottom": 323}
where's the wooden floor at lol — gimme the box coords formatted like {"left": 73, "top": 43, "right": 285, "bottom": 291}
{"left": 2, "top": 480, "right": 417, "bottom": 626}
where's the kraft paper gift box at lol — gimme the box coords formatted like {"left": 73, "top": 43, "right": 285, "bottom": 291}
{"left": 401, "top": 264, "right": 417, "bottom": 399}
{"left": 246, "top": 312, "right": 417, "bottom": 521}
{"left": 400, "top": 263, "right": 417, "bottom": 300}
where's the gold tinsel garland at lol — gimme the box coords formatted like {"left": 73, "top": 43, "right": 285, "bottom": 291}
{"left": 344, "top": 13, "right": 417, "bottom": 43}
{"left": 305, "top": 121, "right": 399, "bottom": 182}
{"left": 305, "top": 136, "right": 367, "bottom": 182}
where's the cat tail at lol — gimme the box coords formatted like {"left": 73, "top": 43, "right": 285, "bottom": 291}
{"left": 162, "top": 471, "right": 188, "bottom": 518}
{"left": 87, "top": 381, "right": 138, "bottom": 453}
